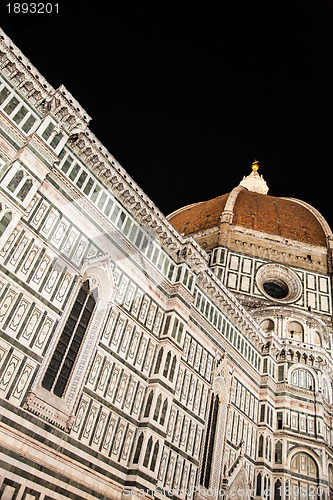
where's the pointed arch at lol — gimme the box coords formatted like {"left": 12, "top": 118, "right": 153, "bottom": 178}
{"left": 169, "top": 355, "right": 177, "bottom": 381}
{"left": 150, "top": 441, "right": 159, "bottom": 471}
{"left": 160, "top": 399, "right": 168, "bottom": 426}
{"left": 143, "top": 436, "right": 153, "bottom": 467}
{"left": 42, "top": 280, "right": 97, "bottom": 397}
{"left": 256, "top": 473, "right": 262, "bottom": 496}
{"left": 265, "top": 436, "right": 269, "bottom": 459}
{"left": 154, "top": 348, "right": 163, "bottom": 374}
{"left": 144, "top": 390, "right": 154, "bottom": 418}
{"left": 25, "top": 256, "right": 115, "bottom": 431}
{"left": 258, "top": 434, "right": 264, "bottom": 457}
{"left": 133, "top": 432, "right": 144, "bottom": 464}
{"left": 274, "top": 480, "right": 282, "bottom": 500}
{"left": 153, "top": 394, "right": 162, "bottom": 421}
{"left": 163, "top": 351, "right": 171, "bottom": 377}
{"left": 200, "top": 392, "right": 219, "bottom": 488}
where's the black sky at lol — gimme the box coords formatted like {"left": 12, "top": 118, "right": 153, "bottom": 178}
{"left": 1, "top": 1, "right": 333, "bottom": 227}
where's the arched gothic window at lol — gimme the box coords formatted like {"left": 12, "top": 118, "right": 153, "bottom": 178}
{"left": 266, "top": 477, "right": 271, "bottom": 500}
{"left": 256, "top": 473, "right": 262, "bottom": 496}
{"left": 154, "top": 348, "right": 163, "bottom": 374}
{"left": 200, "top": 392, "right": 219, "bottom": 488}
{"left": 265, "top": 436, "right": 269, "bottom": 460}
{"left": 133, "top": 433, "right": 143, "bottom": 464}
{"left": 143, "top": 436, "right": 153, "bottom": 467}
{"left": 17, "top": 178, "right": 33, "bottom": 201}
{"left": 160, "top": 399, "right": 168, "bottom": 426}
{"left": 7, "top": 169, "right": 23, "bottom": 192}
{"left": 291, "top": 368, "right": 315, "bottom": 390}
{"left": 169, "top": 356, "right": 177, "bottom": 382}
{"left": 42, "top": 280, "right": 97, "bottom": 397}
{"left": 274, "top": 480, "right": 282, "bottom": 500}
{"left": 144, "top": 390, "right": 154, "bottom": 418}
{"left": 150, "top": 441, "right": 159, "bottom": 472}
{"left": 153, "top": 394, "right": 162, "bottom": 421}
{"left": 163, "top": 351, "right": 171, "bottom": 377}
{"left": 258, "top": 435, "right": 264, "bottom": 457}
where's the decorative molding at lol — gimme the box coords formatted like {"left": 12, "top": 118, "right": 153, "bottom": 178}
{"left": 255, "top": 263, "right": 302, "bottom": 304}
{"left": 23, "top": 386, "right": 74, "bottom": 432}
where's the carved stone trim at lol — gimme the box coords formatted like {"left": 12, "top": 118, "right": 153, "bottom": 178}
{"left": 0, "top": 114, "right": 26, "bottom": 149}
{"left": 256, "top": 263, "right": 302, "bottom": 304}
{"left": 23, "top": 387, "right": 74, "bottom": 432}
{"left": 25, "top": 133, "right": 59, "bottom": 165}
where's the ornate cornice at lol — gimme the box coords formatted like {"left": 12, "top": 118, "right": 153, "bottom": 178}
{"left": 23, "top": 388, "right": 74, "bottom": 432}
{"left": 65, "top": 129, "right": 209, "bottom": 269}
{"left": 0, "top": 29, "right": 90, "bottom": 135}
{"left": 275, "top": 341, "right": 333, "bottom": 374}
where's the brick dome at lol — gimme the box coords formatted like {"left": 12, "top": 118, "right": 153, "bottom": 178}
{"left": 168, "top": 173, "right": 329, "bottom": 247}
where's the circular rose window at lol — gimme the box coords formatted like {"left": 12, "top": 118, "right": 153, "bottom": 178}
{"left": 256, "top": 264, "right": 302, "bottom": 303}
{"left": 263, "top": 279, "right": 289, "bottom": 299}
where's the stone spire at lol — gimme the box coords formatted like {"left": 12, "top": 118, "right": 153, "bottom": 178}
{"left": 239, "top": 160, "right": 269, "bottom": 194}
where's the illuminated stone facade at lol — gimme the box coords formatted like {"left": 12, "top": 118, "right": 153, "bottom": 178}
{"left": 0, "top": 29, "right": 333, "bottom": 500}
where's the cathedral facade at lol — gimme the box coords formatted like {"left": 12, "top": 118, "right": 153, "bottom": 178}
{"left": 0, "top": 29, "right": 332, "bottom": 500}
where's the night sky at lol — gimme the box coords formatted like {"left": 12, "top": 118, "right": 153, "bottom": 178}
{"left": 1, "top": 1, "right": 333, "bottom": 227}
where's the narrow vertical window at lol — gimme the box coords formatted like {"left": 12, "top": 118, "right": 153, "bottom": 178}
{"left": 0, "top": 211, "right": 12, "bottom": 236}
{"left": 163, "top": 351, "right": 171, "bottom": 377}
{"left": 7, "top": 170, "right": 23, "bottom": 192}
{"left": 258, "top": 435, "right": 264, "bottom": 457}
{"left": 200, "top": 392, "right": 219, "bottom": 488}
{"left": 277, "top": 412, "right": 283, "bottom": 429}
{"left": 275, "top": 441, "right": 282, "bottom": 464}
{"left": 42, "top": 280, "right": 97, "bottom": 397}
{"left": 150, "top": 441, "right": 159, "bottom": 471}
{"left": 274, "top": 480, "right": 282, "bottom": 500}
{"left": 256, "top": 473, "right": 262, "bottom": 496}
{"left": 160, "top": 399, "right": 168, "bottom": 426}
{"left": 133, "top": 433, "right": 143, "bottom": 464}
{"left": 17, "top": 178, "right": 33, "bottom": 201}
{"left": 154, "top": 348, "right": 163, "bottom": 374}
{"left": 153, "top": 394, "right": 162, "bottom": 421}
{"left": 144, "top": 390, "right": 154, "bottom": 417}
{"left": 169, "top": 356, "right": 177, "bottom": 382}
{"left": 143, "top": 436, "right": 153, "bottom": 467}
{"left": 265, "top": 436, "right": 269, "bottom": 459}
{"left": 266, "top": 477, "right": 271, "bottom": 500}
